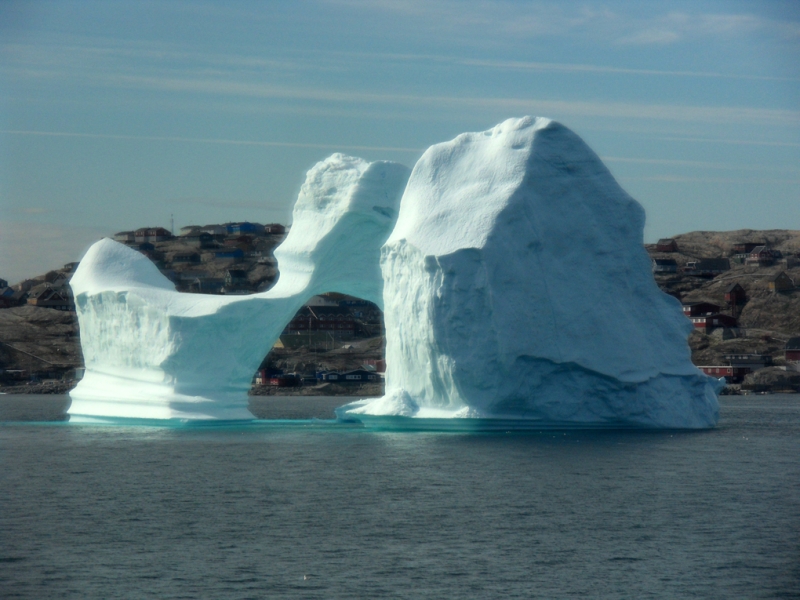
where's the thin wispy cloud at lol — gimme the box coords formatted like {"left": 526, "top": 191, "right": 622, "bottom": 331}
{"left": 9, "top": 35, "right": 797, "bottom": 86}
{"left": 656, "top": 135, "right": 800, "bottom": 149}
{"left": 620, "top": 175, "right": 800, "bottom": 184}
{"left": 0, "top": 129, "right": 424, "bottom": 154}
{"left": 324, "top": 0, "right": 800, "bottom": 47}
{"left": 602, "top": 156, "right": 800, "bottom": 174}
{"left": 9, "top": 60, "right": 797, "bottom": 127}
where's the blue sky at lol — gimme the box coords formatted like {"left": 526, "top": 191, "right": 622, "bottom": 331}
{"left": 1, "top": 0, "right": 799, "bottom": 284}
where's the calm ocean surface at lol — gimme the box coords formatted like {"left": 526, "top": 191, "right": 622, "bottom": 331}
{"left": 1, "top": 394, "right": 798, "bottom": 599}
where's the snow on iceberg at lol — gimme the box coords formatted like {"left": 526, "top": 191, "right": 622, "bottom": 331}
{"left": 68, "top": 155, "right": 410, "bottom": 420}
{"left": 340, "top": 117, "right": 720, "bottom": 428}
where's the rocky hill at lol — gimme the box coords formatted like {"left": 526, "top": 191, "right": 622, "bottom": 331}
{"left": 648, "top": 229, "right": 800, "bottom": 370}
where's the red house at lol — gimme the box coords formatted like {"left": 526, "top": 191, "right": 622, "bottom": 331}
{"left": 134, "top": 227, "right": 172, "bottom": 243}
{"left": 786, "top": 338, "right": 800, "bottom": 362}
{"left": 656, "top": 238, "right": 678, "bottom": 252}
{"left": 724, "top": 283, "right": 746, "bottom": 305}
{"left": 745, "top": 246, "right": 774, "bottom": 266}
{"left": 688, "top": 313, "right": 737, "bottom": 331}
{"left": 697, "top": 366, "right": 750, "bottom": 383}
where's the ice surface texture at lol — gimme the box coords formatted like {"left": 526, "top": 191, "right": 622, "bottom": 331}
{"left": 68, "top": 155, "right": 410, "bottom": 420}
{"left": 344, "top": 117, "right": 719, "bottom": 428}
{"left": 69, "top": 118, "right": 720, "bottom": 427}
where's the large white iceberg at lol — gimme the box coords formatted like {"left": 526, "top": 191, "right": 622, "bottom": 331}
{"left": 68, "top": 154, "right": 410, "bottom": 420}
{"left": 340, "top": 117, "right": 719, "bottom": 428}
{"left": 69, "top": 117, "right": 720, "bottom": 428}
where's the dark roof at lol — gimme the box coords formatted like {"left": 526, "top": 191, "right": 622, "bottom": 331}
{"left": 725, "top": 282, "right": 745, "bottom": 293}
{"left": 682, "top": 301, "right": 719, "bottom": 307}
{"left": 653, "top": 258, "right": 677, "bottom": 265}
{"left": 695, "top": 258, "right": 730, "bottom": 270}
{"left": 769, "top": 271, "right": 792, "bottom": 282}
{"left": 786, "top": 337, "right": 800, "bottom": 350}
{"left": 656, "top": 238, "right": 676, "bottom": 245}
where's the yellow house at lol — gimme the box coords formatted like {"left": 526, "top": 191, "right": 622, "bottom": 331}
{"left": 768, "top": 271, "right": 794, "bottom": 293}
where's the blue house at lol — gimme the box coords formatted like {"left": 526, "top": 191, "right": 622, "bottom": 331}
{"left": 227, "top": 222, "right": 262, "bottom": 235}
{"left": 214, "top": 248, "right": 244, "bottom": 262}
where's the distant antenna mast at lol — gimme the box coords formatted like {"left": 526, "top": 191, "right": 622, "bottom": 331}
{"left": 170, "top": 214, "right": 174, "bottom": 234}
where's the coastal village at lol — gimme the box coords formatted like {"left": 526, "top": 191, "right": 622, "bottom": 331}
{"left": 1, "top": 225, "right": 799, "bottom": 395}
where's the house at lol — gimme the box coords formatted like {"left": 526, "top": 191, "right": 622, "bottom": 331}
{"left": 183, "top": 232, "right": 214, "bottom": 248}
{"left": 682, "top": 302, "right": 720, "bottom": 317}
{"left": 725, "top": 354, "right": 772, "bottom": 370}
{"left": 268, "top": 373, "right": 301, "bottom": 387}
{"left": 44, "top": 270, "right": 69, "bottom": 288}
{"left": 223, "top": 235, "right": 254, "bottom": 252}
{"left": 227, "top": 222, "right": 262, "bottom": 235}
{"left": 254, "top": 368, "right": 284, "bottom": 385}
{"left": 284, "top": 306, "right": 357, "bottom": 335}
{"left": 768, "top": 271, "right": 794, "bottom": 293}
{"left": 264, "top": 223, "right": 286, "bottom": 235}
{"left": 745, "top": 246, "right": 774, "bottom": 266}
{"left": 0, "top": 278, "right": 8, "bottom": 288}
{"left": 26, "top": 287, "right": 73, "bottom": 311}
{"left": 732, "top": 242, "right": 762, "bottom": 255}
{"left": 114, "top": 231, "right": 135, "bottom": 243}
{"left": 683, "top": 258, "right": 730, "bottom": 276}
{"left": 785, "top": 338, "right": 800, "bottom": 362}
{"left": 688, "top": 313, "right": 737, "bottom": 332}
{"left": 224, "top": 269, "right": 249, "bottom": 289}
{"left": 14, "top": 279, "right": 36, "bottom": 292}
{"left": 339, "top": 369, "right": 381, "bottom": 383}
{"left": 213, "top": 248, "right": 244, "bottom": 262}
{"left": 0, "top": 288, "right": 27, "bottom": 309}
{"left": 133, "top": 242, "right": 156, "bottom": 257}
{"left": 697, "top": 366, "right": 750, "bottom": 383}
{"left": 134, "top": 227, "right": 172, "bottom": 243}
{"left": 171, "top": 253, "right": 200, "bottom": 264}
{"left": 202, "top": 225, "right": 227, "bottom": 236}
{"left": 652, "top": 258, "right": 678, "bottom": 273}
{"left": 724, "top": 283, "right": 746, "bottom": 305}
{"left": 320, "top": 369, "right": 380, "bottom": 383}
{"left": 656, "top": 238, "right": 678, "bottom": 252}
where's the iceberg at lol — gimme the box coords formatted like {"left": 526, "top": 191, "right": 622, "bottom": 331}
{"left": 68, "top": 155, "right": 410, "bottom": 420}
{"left": 69, "top": 117, "right": 720, "bottom": 428}
{"left": 340, "top": 117, "right": 720, "bottom": 428}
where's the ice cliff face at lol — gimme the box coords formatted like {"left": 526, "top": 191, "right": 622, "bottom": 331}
{"left": 344, "top": 117, "right": 719, "bottom": 428}
{"left": 68, "top": 155, "right": 410, "bottom": 420}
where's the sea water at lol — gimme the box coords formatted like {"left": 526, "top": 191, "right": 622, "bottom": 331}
{"left": 1, "top": 395, "right": 798, "bottom": 599}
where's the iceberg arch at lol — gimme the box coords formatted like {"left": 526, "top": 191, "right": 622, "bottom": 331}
{"left": 68, "top": 155, "right": 410, "bottom": 420}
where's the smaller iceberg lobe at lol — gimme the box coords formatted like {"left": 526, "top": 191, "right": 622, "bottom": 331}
{"left": 350, "top": 117, "right": 720, "bottom": 428}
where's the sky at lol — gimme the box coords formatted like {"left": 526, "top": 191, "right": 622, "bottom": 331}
{"left": 1, "top": 0, "right": 799, "bottom": 284}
